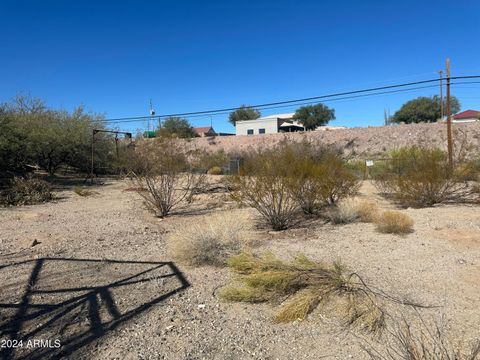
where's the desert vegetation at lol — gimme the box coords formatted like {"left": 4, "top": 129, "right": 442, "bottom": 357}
{"left": 373, "top": 146, "right": 480, "bottom": 207}
{"left": 0, "top": 176, "right": 53, "bottom": 206}
{"left": 167, "top": 211, "right": 252, "bottom": 266}
{"left": 227, "top": 141, "right": 359, "bottom": 229}
{"left": 130, "top": 138, "right": 206, "bottom": 217}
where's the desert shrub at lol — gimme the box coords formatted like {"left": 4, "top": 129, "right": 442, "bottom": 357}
{"left": 131, "top": 138, "right": 206, "bottom": 217}
{"left": 74, "top": 186, "right": 95, "bottom": 197}
{"left": 207, "top": 166, "right": 223, "bottom": 175}
{"left": 220, "top": 252, "right": 386, "bottom": 331}
{"left": 227, "top": 141, "right": 359, "bottom": 228}
{"left": 373, "top": 146, "right": 479, "bottom": 207}
{"left": 375, "top": 210, "right": 414, "bottom": 234}
{"left": 227, "top": 145, "right": 300, "bottom": 230}
{"left": 168, "top": 211, "right": 251, "bottom": 266}
{"left": 289, "top": 153, "right": 360, "bottom": 214}
{"left": 0, "top": 176, "right": 53, "bottom": 206}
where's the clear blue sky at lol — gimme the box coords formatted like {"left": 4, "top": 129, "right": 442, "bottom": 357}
{"left": 1, "top": 0, "right": 479, "bottom": 133}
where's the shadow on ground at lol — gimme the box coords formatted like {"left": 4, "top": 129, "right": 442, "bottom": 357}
{"left": 0, "top": 257, "right": 190, "bottom": 359}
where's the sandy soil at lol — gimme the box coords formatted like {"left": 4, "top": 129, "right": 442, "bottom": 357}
{"left": 1, "top": 179, "right": 479, "bottom": 359}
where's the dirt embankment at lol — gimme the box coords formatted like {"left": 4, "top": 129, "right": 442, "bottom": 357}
{"left": 187, "top": 122, "right": 480, "bottom": 158}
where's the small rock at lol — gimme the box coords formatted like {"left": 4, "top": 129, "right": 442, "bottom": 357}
{"left": 197, "top": 304, "right": 206, "bottom": 309}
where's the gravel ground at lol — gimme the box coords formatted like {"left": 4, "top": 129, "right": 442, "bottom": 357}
{"left": 0, "top": 179, "right": 479, "bottom": 359}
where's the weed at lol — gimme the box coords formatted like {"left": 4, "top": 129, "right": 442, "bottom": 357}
{"left": 74, "top": 186, "right": 96, "bottom": 197}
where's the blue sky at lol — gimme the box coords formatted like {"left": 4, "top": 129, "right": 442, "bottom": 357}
{"left": 1, "top": 0, "right": 479, "bottom": 133}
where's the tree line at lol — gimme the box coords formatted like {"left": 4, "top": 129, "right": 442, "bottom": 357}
{"left": 0, "top": 95, "right": 114, "bottom": 175}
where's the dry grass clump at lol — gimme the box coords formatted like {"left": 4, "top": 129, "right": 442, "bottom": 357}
{"left": 326, "top": 199, "right": 379, "bottom": 224}
{"left": 325, "top": 200, "right": 359, "bottom": 224}
{"left": 354, "top": 200, "right": 380, "bottom": 223}
{"left": 220, "top": 252, "right": 386, "bottom": 331}
{"left": 0, "top": 176, "right": 53, "bottom": 206}
{"left": 74, "top": 186, "right": 96, "bottom": 197}
{"left": 167, "top": 211, "right": 252, "bottom": 266}
{"left": 375, "top": 210, "right": 414, "bottom": 234}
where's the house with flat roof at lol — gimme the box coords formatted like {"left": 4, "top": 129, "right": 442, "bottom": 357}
{"left": 235, "top": 113, "right": 305, "bottom": 135}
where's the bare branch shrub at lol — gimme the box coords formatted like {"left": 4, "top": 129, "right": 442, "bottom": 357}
{"left": 0, "top": 176, "right": 53, "bottom": 206}
{"left": 227, "top": 145, "right": 300, "bottom": 230}
{"left": 167, "top": 210, "right": 252, "bottom": 266}
{"left": 220, "top": 252, "right": 386, "bottom": 331}
{"left": 365, "top": 314, "right": 480, "bottom": 360}
{"left": 375, "top": 210, "right": 414, "bottom": 234}
{"left": 373, "top": 146, "right": 479, "bottom": 207}
{"left": 131, "top": 138, "right": 206, "bottom": 217}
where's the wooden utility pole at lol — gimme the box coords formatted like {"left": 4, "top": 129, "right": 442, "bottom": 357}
{"left": 446, "top": 58, "right": 453, "bottom": 168}
{"left": 439, "top": 70, "right": 444, "bottom": 119}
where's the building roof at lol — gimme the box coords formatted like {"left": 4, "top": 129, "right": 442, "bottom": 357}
{"left": 192, "top": 126, "right": 215, "bottom": 134}
{"left": 259, "top": 113, "right": 295, "bottom": 120}
{"left": 453, "top": 110, "right": 479, "bottom": 120}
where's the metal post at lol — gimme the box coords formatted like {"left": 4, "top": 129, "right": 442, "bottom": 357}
{"left": 90, "top": 129, "right": 95, "bottom": 182}
{"left": 439, "top": 70, "right": 444, "bottom": 120}
{"left": 446, "top": 58, "right": 453, "bottom": 169}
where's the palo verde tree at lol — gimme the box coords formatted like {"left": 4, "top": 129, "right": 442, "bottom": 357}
{"left": 157, "top": 116, "right": 197, "bottom": 138}
{"left": 293, "top": 103, "right": 335, "bottom": 130}
{"left": 0, "top": 95, "right": 112, "bottom": 175}
{"left": 392, "top": 95, "right": 461, "bottom": 124}
{"left": 228, "top": 105, "right": 261, "bottom": 126}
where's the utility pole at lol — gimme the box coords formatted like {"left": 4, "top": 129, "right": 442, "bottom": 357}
{"left": 439, "top": 70, "right": 444, "bottom": 120}
{"left": 446, "top": 58, "right": 453, "bottom": 168}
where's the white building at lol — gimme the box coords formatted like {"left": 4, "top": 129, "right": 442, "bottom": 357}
{"left": 235, "top": 113, "right": 305, "bottom": 135}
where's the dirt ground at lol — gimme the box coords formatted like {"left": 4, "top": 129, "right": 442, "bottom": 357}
{"left": 1, "top": 178, "right": 479, "bottom": 359}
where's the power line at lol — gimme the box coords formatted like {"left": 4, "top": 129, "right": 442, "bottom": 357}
{"left": 100, "top": 75, "right": 480, "bottom": 123}
{"left": 101, "top": 80, "right": 480, "bottom": 126}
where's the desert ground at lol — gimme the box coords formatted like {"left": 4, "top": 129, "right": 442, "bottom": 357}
{"left": 1, "top": 178, "right": 479, "bottom": 359}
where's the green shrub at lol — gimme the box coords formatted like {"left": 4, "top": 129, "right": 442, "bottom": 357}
{"left": 1, "top": 176, "right": 53, "bottom": 206}
{"left": 373, "top": 146, "right": 478, "bottom": 207}
{"left": 289, "top": 153, "right": 360, "bottom": 214}
{"left": 220, "top": 252, "right": 385, "bottom": 331}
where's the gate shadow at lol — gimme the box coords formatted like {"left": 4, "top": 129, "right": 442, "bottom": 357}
{"left": 0, "top": 257, "right": 190, "bottom": 359}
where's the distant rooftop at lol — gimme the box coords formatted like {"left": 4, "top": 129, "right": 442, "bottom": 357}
{"left": 453, "top": 109, "right": 479, "bottom": 120}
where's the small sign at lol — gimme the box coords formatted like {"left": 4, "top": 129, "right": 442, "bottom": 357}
{"left": 365, "top": 160, "right": 374, "bottom": 167}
